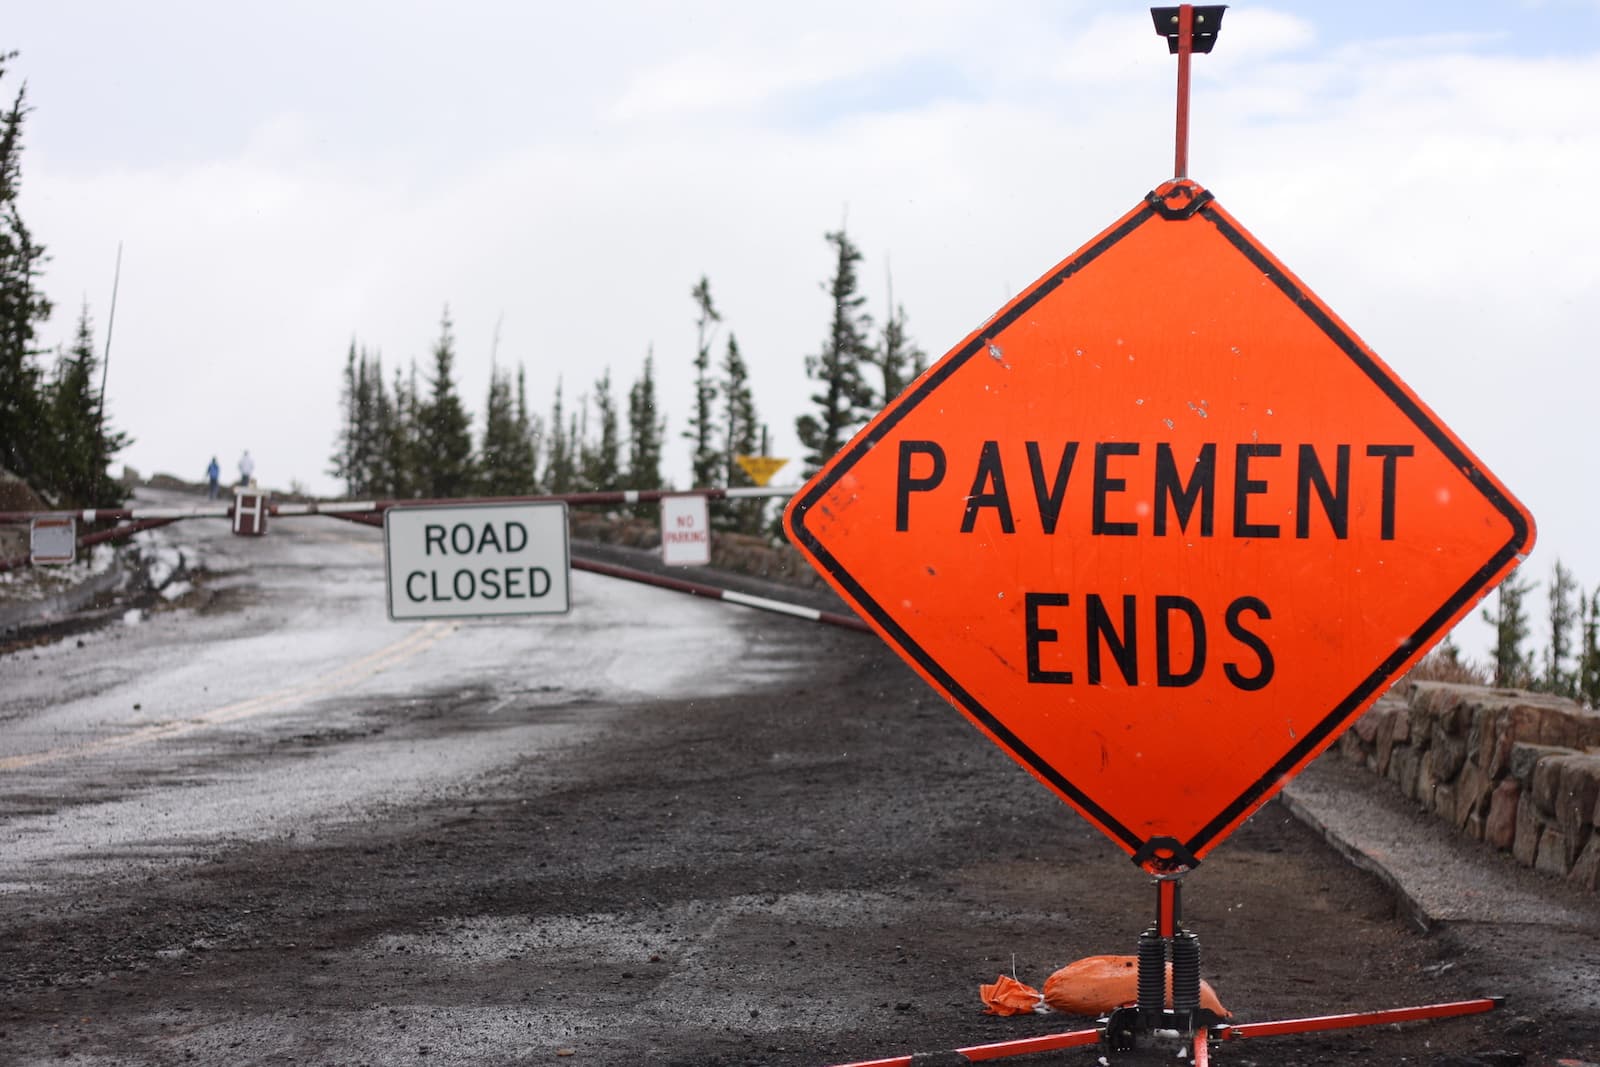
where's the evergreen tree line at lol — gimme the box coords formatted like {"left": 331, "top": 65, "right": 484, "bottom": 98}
{"left": 330, "top": 227, "right": 928, "bottom": 536}
{"left": 0, "top": 53, "right": 127, "bottom": 508}
{"left": 327, "top": 306, "right": 697, "bottom": 521}
{"left": 1470, "top": 560, "right": 1600, "bottom": 708}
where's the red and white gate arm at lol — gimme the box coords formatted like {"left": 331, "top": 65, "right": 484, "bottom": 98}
{"left": 0, "top": 484, "right": 795, "bottom": 527}
{"left": 0, "top": 487, "right": 799, "bottom": 569}
{"left": 570, "top": 557, "right": 870, "bottom": 634}
{"left": 0, "top": 504, "right": 231, "bottom": 524}
{"left": 272, "top": 483, "right": 797, "bottom": 519}
{"left": 0, "top": 513, "right": 183, "bottom": 573}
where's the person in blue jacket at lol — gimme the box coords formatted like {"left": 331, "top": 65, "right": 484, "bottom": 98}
{"left": 205, "top": 456, "right": 221, "bottom": 499}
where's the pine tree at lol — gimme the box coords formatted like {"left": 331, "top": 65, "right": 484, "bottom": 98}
{"left": 45, "top": 306, "right": 127, "bottom": 507}
{"left": 351, "top": 349, "right": 385, "bottom": 496}
{"left": 1543, "top": 560, "right": 1580, "bottom": 698}
{"left": 1436, "top": 632, "right": 1465, "bottom": 670}
{"left": 329, "top": 341, "right": 363, "bottom": 495}
{"left": 718, "top": 334, "right": 762, "bottom": 533}
{"left": 416, "top": 309, "right": 476, "bottom": 498}
{"left": 626, "top": 349, "right": 665, "bottom": 492}
{"left": 568, "top": 403, "right": 585, "bottom": 491}
{"left": 1580, "top": 588, "right": 1600, "bottom": 709}
{"left": 544, "top": 379, "right": 576, "bottom": 494}
{"left": 362, "top": 355, "right": 399, "bottom": 498}
{"left": 514, "top": 366, "right": 542, "bottom": 494}
{"left": 0, "top": 54, "right": 53, "bottom": 485}
{"left": 581, "top": 368, "right": 621, "bottom": 491}
{"left": 478, "top": 366, "right": 528, "bottom": 496}
{"left": 876, "top": 269, "right": 927, "bottom": 402}
{"left": 796, "top": 228, "right": 876, "bottom": 475}
{"left": 383, "top": 362, "right": 422, "bottom": 499}
{"left": 1483, "top": 569, "right": 1535, "bottom": 689}
{"left": 685, "top": 276, "right": 721, "bottom": 488}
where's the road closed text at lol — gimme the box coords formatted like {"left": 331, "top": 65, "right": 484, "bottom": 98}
{"left": 384, "top": 504, "right": 570, "bottom": 620}
{"left": 404, "top": 522, "right": 553, "bottom": 605}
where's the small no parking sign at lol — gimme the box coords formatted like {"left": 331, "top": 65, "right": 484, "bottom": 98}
{"left": 660, "top": 495, "right": 711, "bottom": 567}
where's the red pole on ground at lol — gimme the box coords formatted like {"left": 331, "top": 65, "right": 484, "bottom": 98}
{"left": 1215, "top": 997, "right": 1502, "bottom": 1040}
{"left": 1174, "top": 3, "right": 1193, "bottom": 178}
{"left": 826, "top": 1025, "right": 1102, "bottom": 1067}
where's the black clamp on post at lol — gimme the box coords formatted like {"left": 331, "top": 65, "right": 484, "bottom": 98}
{"left": 1131, "top": 835, "right": 1200, "bottom": 876}
{"left": 1147, "top": 180, "right": 1213, "bottom": 220}
{"left": 1150, "top": 6, "right": 1228, "bottom": 53}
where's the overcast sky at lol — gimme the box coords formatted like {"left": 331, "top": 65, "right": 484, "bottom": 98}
{"left": 8, "top": 1, "right": 1599, "bottom": 662}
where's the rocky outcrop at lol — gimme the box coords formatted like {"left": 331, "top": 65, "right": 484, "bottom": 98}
{"left": 1339, "top": 682, "right": 1600, "bottom": 890}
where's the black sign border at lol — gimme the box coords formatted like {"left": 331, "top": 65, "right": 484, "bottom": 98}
{"left": 788, "top": 186, "right": 1533, "bottom": 860}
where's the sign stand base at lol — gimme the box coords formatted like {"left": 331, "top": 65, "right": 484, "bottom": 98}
{"left": 1108, "top": 872, "right": 1502, "bottom": 1062}
{"left": 825, "top": 871, "right": 1503, "bottom": 1067}
{"left": 1102, "top": 874, "right": 1227, "bottom": 1055}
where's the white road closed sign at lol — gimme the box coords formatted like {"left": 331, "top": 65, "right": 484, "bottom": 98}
{"left": 384, "top": 502, "right": 570, "bottom": 620}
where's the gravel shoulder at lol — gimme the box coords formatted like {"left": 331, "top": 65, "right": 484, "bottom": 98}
{"left": 4, "top": 614, "right": 1596, "bottom": 1066}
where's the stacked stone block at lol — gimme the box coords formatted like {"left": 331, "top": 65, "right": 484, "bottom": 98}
{"left": 1337, "top": 682, "right": 1600, "bottom": 891}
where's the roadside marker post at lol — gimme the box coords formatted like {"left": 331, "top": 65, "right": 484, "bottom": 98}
{"left": 794, "top": 4, "right": 1533, "bottom": 1061}
{"left": 231, "top": 490, "right": 268, "bottom": 536}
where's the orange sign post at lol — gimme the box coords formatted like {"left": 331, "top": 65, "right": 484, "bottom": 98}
{"left": 800, "top": 8, "right": 1533, "bottom": 1061}
{"left": 786, "top": 178, "right": 1533, "bottom": 873}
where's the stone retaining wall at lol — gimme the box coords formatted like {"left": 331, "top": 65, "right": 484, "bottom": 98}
{"left": 1338, "top": 681, "right": 1600, "bottom": 890}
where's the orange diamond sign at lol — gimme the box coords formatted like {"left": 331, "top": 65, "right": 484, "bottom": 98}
{"left": 784, "top": 180, "right": 1534, "bottom": 871}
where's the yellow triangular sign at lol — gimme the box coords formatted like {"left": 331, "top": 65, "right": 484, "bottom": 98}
{"left": 735, "top": 455, "right": 789, "bottom": 487}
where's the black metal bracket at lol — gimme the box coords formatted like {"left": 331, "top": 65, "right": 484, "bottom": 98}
{"left": 1131, "top": 835, "right": 1201, "bottom": 874}
{"left": 1147, "top": 182, "right": 1213, "bottom": 220}
{"left": 1151, "top": 6, "right": 1228, "bottom": 54}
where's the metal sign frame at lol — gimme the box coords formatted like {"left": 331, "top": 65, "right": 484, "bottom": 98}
{"left": 383, "top": 501, "right": 571, "bottom": 621}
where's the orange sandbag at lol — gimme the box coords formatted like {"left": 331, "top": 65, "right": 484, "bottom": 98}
{"left": 1041, "top": 955, "right": 1229, "bottom": 1018}
{"left": 979, "top": 974, "right": 1045, "bottom": 1016}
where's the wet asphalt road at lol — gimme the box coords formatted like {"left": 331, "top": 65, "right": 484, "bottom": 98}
{"left": 0, "top": 494, "right": 811, "bottom": 897}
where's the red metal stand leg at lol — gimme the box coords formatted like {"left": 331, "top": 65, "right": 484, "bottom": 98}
{"left": 1215, "top": 997, "right": 1503, "bottom": 1041}
{"left": 826, "top": 1026, "right": 1103, "bottom": 1067}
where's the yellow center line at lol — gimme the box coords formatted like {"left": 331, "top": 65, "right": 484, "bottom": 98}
{"left": 0, "top": 620, "right": 460, "bottom": 772}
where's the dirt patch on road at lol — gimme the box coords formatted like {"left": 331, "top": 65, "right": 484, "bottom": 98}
{"left": 2, "top": 620, "right": 1591, "bottom": 1066}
